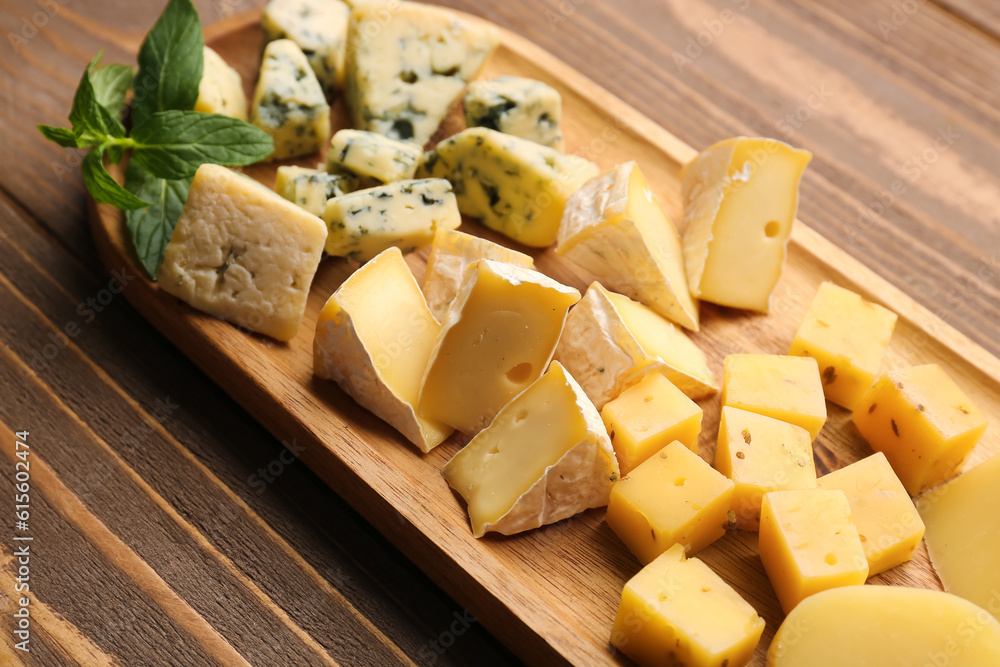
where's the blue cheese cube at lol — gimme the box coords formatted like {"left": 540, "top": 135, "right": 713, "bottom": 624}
{"left": 464, "top": 76, "right": 563, "bottom": 150}
{"left": 195, "top": 47, "right": 247, "bottom": 121}
{"left": 326, "top": 129, "right": 423, "bottom": 186}
{"left": 251, "top": 39, "right": 331, "bottom": 161}
{"left": 261, "top": 0, "right": 350, "bottom": 99}
{"left": 275, "top": 166, "right": 356, "bottom": 217}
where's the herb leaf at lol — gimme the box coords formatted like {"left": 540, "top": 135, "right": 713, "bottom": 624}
{"left": 82, "top": 149, "right": 151, "bottom": 210}
{"left": 69, "top": 53, "right": 126, "bottom": 145}
{"left": 37, "top": 125, "right": 81, "bottom": 148}
{"left": 130, "top": 110, "right": 274, "bottom": 179}
{"left": 132, "top": 0, "right": 204, "bottom": 128}
{"left": 90, "top": 64, "right": 134, "bottom": 120}
{"left": 124, "top": 161, "right": 191, "bottom": 278}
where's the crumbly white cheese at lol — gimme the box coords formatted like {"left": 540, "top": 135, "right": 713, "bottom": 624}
{"left": 464, "top": 76, "right": 563, "bottom": 150}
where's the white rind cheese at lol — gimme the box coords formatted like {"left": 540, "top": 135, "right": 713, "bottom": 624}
{"left": 275, "top": 166, "right": 355, "bottom": 217}
{"left": 464, "top": 76, "right": 563, "bottom": 150}
{"left": 326, "top": 129, "right": 423, "bottom": 184}
{"left": 159, "top": 164, "right": 327, "bottom": 341}
{"left": 195, "top": 47, "right": 248, "bottom": 121}
{"left": 261, "top": 0, "right": 350, "bottom": 99}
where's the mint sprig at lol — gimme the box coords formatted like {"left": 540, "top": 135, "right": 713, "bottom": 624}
{"left": 132, "top": 0, "right": 203, "bottom": 128}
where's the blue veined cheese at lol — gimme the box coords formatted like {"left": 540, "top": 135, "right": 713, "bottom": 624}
{"left": 194, "top": 47, "right": 247, "bottom": 121}
{"left": 159, "top": 164, "right": 327, "bottom": 341}
{"left": 322, "top": 178, "right": 460, "bottom": 261}
{"left": 326, "top": 129, "right": 422, "bottom": 185}
{"left": 418, "top": 127, "right": 598, "bottom": 247}
{"left": 464, "top": 76, "right": 563, "bottom": 150}
{"left": 345, "top": 1, "right": 498, "bottom": 145}
{"left": 261, "top": 0, "right": 350, "bottom": 99}
{"left": 251, "top": 39, "right": 331, "bottom": 161}
{"left": 275, "top": 166, "right": 356, "bottom": 217}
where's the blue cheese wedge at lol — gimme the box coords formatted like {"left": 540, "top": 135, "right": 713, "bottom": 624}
{"left": 275, "top": 166, "right": 356, "bottom": 217}
{"left": 195, "top": 47, "right": 247, "bottom": 121}
{"left": 464, "top": 76, "right": 563, "bottom": 150}
{"left": 419, "top": 127, "right": 598, "bottom": 247}
{"left": 261, "top": 0, "right": 350, "bottom": 99}
{"left": 345, "top": 1, "right": 498, "bottom": 145}
{"left": 326, "top": 129, "right": 423, "bottom": 185}
{"left": 251, "top": 39, "right": 331, "bottom": 161}
{"left": 159, "top": 164, "right": 327, "bottom": 341}
{"left": 322, "top": 178, "right": 460, "bottom": 261}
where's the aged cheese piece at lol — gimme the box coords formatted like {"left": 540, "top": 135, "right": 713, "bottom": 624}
{"left": 345, "top": 1, "right": 498, "bottom": 145}
{"left": 852, "top": 364, "right": 988, "bottom": 495}
{"left": 607, "top": 441, "right": 733, "bottom": 563}
{"left": 419, "top": 260, "right": 580, "bottom": 435}
{"left": 558, "top": 161, "right": 699, "bottom": 330}
{"left": 611, "top": 543, "right": 765, "bottom": 667}
{"left": 159, "top": 164, "right": 327, "bottom": 341}
{"left": 251, "top": 39, "right": 331, "bottom": 160}
{"left": 767, "top": 587, "right": 1000, "bottom": 666}
{"left": 681, "top": 137, "right": 812, "bottom": 311}
{"left": 421, "top": 228, "right": 534, "bottom": 321}
{"left": 194, "top": 47, "right": 248, "bottom": 121}
{"left": 716, "top": 406, "right": 816, "bottom": 531}
{"left": 326, "top": 129, "right": 423, "bottom": 185}
{"left": 441, "top": 361, "right": 619, "bottom": 537}
{"left": 601, "top": 373, "right": 703, "bottom": 476}
{"left": 420, "top": 127, "right": 598, "bottom": 247}
{"left": 817, "top": 452, "right": 923, "bottom": 575}
{"left": 313, "top": 247, "right": 453, "bottom": 452}
{"left": 555, "top": 282, "right": 716, "bottom": 410}
{"left": 917, "top": 454, "right": 1000, "bottom": 620}
{"left": 759, "top": 489, "right": 868, "bottom": 614}
{"left": 722, "top": 354, "right": 827, "bottom": 441}
{"left": 261, "top": 0, "right": 350, "bottom": 99}
{"left": 463, "top": 76, "right": 564, "bottom": 150}
{"left": 321, "top": 178, "right": 460, "bottom": 262}
{"left": 789, "top": 282, "right": 898, "bottom": 410}
{"left": 275, "top": 166, "right": 355, "bottom": 217}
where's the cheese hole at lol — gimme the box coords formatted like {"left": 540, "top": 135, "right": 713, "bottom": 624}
{"left": 514, "top": 409, "right": 529, "bottom": 423}
{"left": 506, "top": 362, "right": 533, "bottom": 384}
{"left": 764, "top": 220, "right": 781, "bottom": 238}
{"left": 674, "top": 477, "right": 686, "bottom": 486}
{"left": 824, "top": 552, "right": 838, "bottom": 566}
{"left": 399, "top": 70, "right": 418, "bottom": 83}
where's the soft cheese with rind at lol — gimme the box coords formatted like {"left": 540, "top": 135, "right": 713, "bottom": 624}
{"left": 195, "top": 47, "right": 248, "bottom": 121}
{"left": 261, "top": 0, "right": 350, "bottom": 99}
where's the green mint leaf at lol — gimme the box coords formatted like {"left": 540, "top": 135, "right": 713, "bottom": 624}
{"left": 90, "top": 63, "right": 134, "bottom": 120}
{"left": 123, "top": 161, "right": 191, "bottom": 279}
{"left": 37, "top": 125, "right": 81, "bottom": 148}
{"left": 130, "top": 110, "right": 273, "bottom": 179}
{"left": 82, "top": 149, "right": 152, "bottom": 210}
{"left": 132, "top": 0, "right": 204, "bottom": 128}
{"left": 69, "top": 52, "right": 126, "bottom": 143}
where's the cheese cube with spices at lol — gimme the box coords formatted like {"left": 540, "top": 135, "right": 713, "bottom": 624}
{"left": 464, "top": 76, "right": 564, "bottom": 150}
{"left": 275, "top": 166, "right": 355, "bottom": 217}
{"left": 326, "top": 129, "right": 423, "bottom": 185}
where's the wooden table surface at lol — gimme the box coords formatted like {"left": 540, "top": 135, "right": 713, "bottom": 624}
{"left": 1, "top": 0, "right": 997, "bottom": 665}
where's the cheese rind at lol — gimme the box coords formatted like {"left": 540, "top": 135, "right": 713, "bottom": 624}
{"left": 195, "top": 47, "right": 248, "bottom": 121}
{"left": 442, "top": 361, "right": 619, "bottom": 537}
{"left": 326, "top": 129, "right": 423, "bottom": 184}
{"left": 159, "top": 164, "right": 327, "bottom": 341}
{"left": 420, "top": 127, "right": 598, "bottom": 247}
{"left": 722, "top": 354, "right": 827, "bottom": 441}
{"left": 557, "top": 161, "right": 699, "bottom": 330}
{"left": 275, "top": 166, "right": 355, "bottom": 217}
{"left": 321, "top": 178, "right": 460, "bottom": 261}
{"left": 261, "top": 0, "right": 350, "bottom": 99}
{"left": 463, "top": 76, "right": 564, "bottom": 150}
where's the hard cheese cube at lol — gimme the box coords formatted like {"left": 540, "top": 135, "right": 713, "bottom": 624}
{"left": 722, "top": 354, "right": 827, "bottom": 441}
{"left": 420, "top": 127, "right": 598, "bottom": 247}
{"left": 421, "top": 228, "right": 534, "bottom": 321}
{"left": 607, "top": 441, "right": 734, "bottom": 563}
{"left": 601, "top": 374, "right": 703, "bottom": 476}
{"left": 716, "top": 407, "right": 817, "bottom": 531}
{"left": 463, "top": 76, "right": 564, "bottom": 150}
{"left": 556, "top": 282, "right": 716, "bottom": 410}
{"left": 313, "top": 247, "right": 453, "bottom": 452}
{"left": 275, "top": 166, "right": 354, "bottom": 217}
{"left": 159, "top": 164, "right": 326, "bottom": 341}
{"left": 759, "top": 489, "right": 868, "bottom": 614}
{"left": 419, "top": 261, "right": 580, "bottom": 435}
{"left": 681, "top": 137, "right": 811, "bottom": 311}
{"left": 611, "top": 543, "right": 765, "bottom": 667}
{"left": 852, "top": 364, "right": 988, "bottom": 495}
{"left": 557, "top": 161, "right": 699, "bottom": 331}
{"left": 818, "top": 452, "right": 924, "bottom": 575}
{"left": 251, "top": 39, "right": 331, "bottom": 160}
{"left": 442, "top": 361, "right": 618, "bottom": 537}
{"left": 789, "top": 282, "right": 898, "bottom": 410}
{"left": 326, "top": 129, "right": 422, "bottom": 185}
{"left": 262, "top": 0, "right": 349, "bottom": 99}
{"left": 195, "top": 47, "right": 247, "bottom": 121}
{"left": 322, "top": 179, "right": 460, "bottom": 262}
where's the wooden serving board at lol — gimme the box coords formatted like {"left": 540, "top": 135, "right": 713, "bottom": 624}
{"left": 90, "top": 8, "right": 1000, "bottom": 666}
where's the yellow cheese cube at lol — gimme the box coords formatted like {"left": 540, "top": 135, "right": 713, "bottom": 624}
{"left": 195, "top": 47, "right": 248, "bottom": 121}
{"left": 601, "top": 373, "right": 703, "bottom": 475}
{"left": 759, "top": 489, "right": 868, "bottom": 614}
{"left": 722, "top": 354, "right": 827, "bottom": 440}
{"left": 681, "top": 137, "right": 811, "bottom": 312}
{"left": 789, "top": 282, "right": 898, "bottom": 410}
{"left": 607, "top": 441, "right": 734, "bottom": 563}
{"left": 419, "top": 261, "right": 580, "bottom": 435}
{"left": 917, "top": 453, "right": 1000, "bottom": 620}
{"left": 852, "top": 364, "right": 988, "bottom": 495}
{"left": 767, "top": 587, "right": 1000, "bottom": 666}
{"left": 611, "top": 543, "right": 765, "bottom": 667}
{"left": 716, "top": 407, "right": 816, "bottom": 531}
{"left": 817, "top": 452, "right": 924, "bottom": 575}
